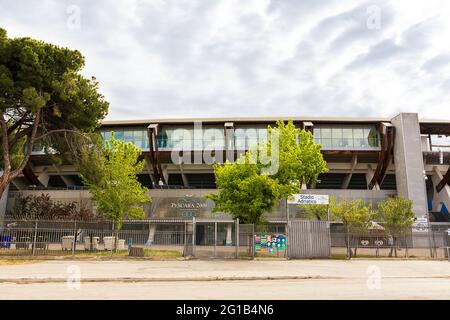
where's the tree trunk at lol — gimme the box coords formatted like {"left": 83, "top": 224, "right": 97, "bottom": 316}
{"left": 345, "top": 227, "right": 352, "bottom": 259}
{"left": 0, "top": 178, "right": 9, "bottom": 200}
{"left": 114, "top": 225, "right": 119, "bottom": 252}
{"left": 0, "top": 109, "right": 41, "bottom": 200}
{"left": 393, "top": 237, "right": 398, "bottom": 257}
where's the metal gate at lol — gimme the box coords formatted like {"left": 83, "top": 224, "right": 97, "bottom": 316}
{"left": 287, "top": 220, "right": 331, "bottom": 258}
{"left": 183, "top": 219, "right": 254, "bottom": 259}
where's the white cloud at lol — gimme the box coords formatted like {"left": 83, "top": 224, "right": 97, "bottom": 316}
{"left": 1, "top": 0, "right": 450, "bottom": 120}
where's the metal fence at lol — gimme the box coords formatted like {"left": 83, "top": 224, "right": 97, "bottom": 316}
{"left": 329, "top": 223, "right": 450, "bottom": 259}
{"left": 2, "top": 219, "right": 448, "bottom": 260}
{"left": 0, "top": 218, "right": 256, "bottom": 259}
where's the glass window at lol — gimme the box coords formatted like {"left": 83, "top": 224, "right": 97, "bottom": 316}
{"left": 342, "top": 128, "right": 353, "bottom": 139}
{"left": 332, "top": 128, "right": 342, "bottom": 139}
{"left": 313, "top": 127, "right": 321, "bottom": 139}
{"left": 313, "top": 125, "right": 379, "bottom": 149}
{"left": 321, "top": 128, "right": 332, "bottom": 139}
{"left": 114, "top": 131, "right": 124, "bottom": 140}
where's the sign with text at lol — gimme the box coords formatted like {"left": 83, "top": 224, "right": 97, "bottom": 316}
{"left": 412, "top": 217, "right": 429, "bottom": 232}
{"left": 287, "top": 194, "right": 329, "bottom": 205}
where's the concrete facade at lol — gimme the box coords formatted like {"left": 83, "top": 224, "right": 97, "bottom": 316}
{"left": 391, "top": 113, "right": 428, "bottom": 218}
{"left": 2, "top": 112, "right": 450, "bottom": 222}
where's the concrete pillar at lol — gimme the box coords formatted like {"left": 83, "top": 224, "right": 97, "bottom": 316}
{"left": 179, "top": 165, "right": 189, "bottom": 187}
{"left": 366, "top": 165, "right": 380, "bottom": 190}
{"left": 431, "top": 166, "right": 450, "bottom": 213}
{"left": 37, "top": 168, "right": 50, "bottom": 187}
{"left": 342, "top": 155, "right": 358, "bottom": 189}
{"left": 52, "top": 165, "right": 74, "bottom": 187}
{"left": 225, "top": 224, "right": 232, "bottom": 246}
{"left": 225, "top": 122, "right": 234, "bottom": 163}
{"left": 391, "top": 113, "right": 427, "bottom": 218}
{"left": 146, "top": 223, "right": 157, "bottom": 245}
{"left": 11, "top": 178, "right": 27, "bottom": 190}
{"left": 60, "top": 175, "right": 75, "bottom": 187}
{"left": 161, "top": 166, "right": 169, "bottom": 185}
{"left": 144, "top": 156, "right": 157, "bottom": 186}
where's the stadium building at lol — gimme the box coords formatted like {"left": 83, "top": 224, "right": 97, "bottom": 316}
{"left": 2, "top": 112, "right": 450, "bottom": 225}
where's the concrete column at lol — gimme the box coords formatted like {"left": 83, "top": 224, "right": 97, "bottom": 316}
{"left": 366, "top": 165, "right": 380, "bottom": 190}
{"left": 179, "top": 165, "right": 189, "bottom": 187}
{"left": 431, "top": 166, "right": 450, "bottom": 213}
{"left": 37, "top": 168, "right": 50, "bottom": 187}
{"left": 342, "top": 155, "right": 358, "bottom": 189}
{"left": 60, "top": 175, "right": 75, "bottom": 187}
{"left": 52, "top": 165, "right": 74, "bottom": 187}
{"left": 225, "top": 122, "right": 234, "bottom": 163}
{"left": 144, "top": 156, "right": 157, "bottom": 186}
{"left": 161, "top": 166, "right": 169, "bottom": 185}
{"left": 146, "top": 223, "right": 157, "bottom": 245}
{"left": 391, "top": 113, "right": 427, "bottom": 217}
{"left": 11, "top": 178, "right": 27, "bottom": 190}
{"left": 225, "top": 223, "right": 232, "bottom": 246}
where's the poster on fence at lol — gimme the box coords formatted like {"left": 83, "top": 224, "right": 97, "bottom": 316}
{"left": 254, "top": 233, "right": 286, "bottom": 254}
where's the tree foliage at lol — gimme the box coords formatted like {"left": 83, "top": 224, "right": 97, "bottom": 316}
{"left": 8, "top": 193, "right": 95, "bottom": 220}
{"left": 331, "top": 197, "right": 374, "bottom": 234}
{"left": 264, "top": 120, "right": 327, "bottom": 193}
{"left": 298, "top": 203, "right": 328, "bottom": 220}
{"left": 79, "top": 133, "right": 151, "bottom": 241}
{"left": 209, "top": 120, "right": 327, "bottom": 225}
{"left": 376, "top": 196, "right": 415, "bottom": 236}
{"left": 207, "top": 153, "right": 283, "bottom": 225}
{"left": 0, "top": 28, "right": 108, "bottom": 197}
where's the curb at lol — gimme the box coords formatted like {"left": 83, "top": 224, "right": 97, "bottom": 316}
{"left": 0, "top": 275, "right": 329, "bottom": 284}
{"left": 2, "top": 274, "right": 450, "bottom": 284}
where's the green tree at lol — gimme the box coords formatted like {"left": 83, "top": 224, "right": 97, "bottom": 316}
{"left": 377, "top": 196, "right": 415, "bottom": 257}
{"left": 207, "top": 152, "right": 283, "bottom": 225}
{"left": 80, "top": 133, "right": 151, "bottom": 250}
{"left": 210, "top": 120, "right": 327, "bottom": 225}
{"left": 262, "top": 120, "right": 327, "bottom": 194}
{"left": 331, "top": 198, "right": 374, "bottom": 258}
{"left": 0, "top": 28, "right": 108, "bottom": 198}
{"left": 298, "top": 196, "right": 335, "bottom": 221}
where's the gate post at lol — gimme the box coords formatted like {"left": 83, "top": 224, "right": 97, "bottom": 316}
{"left": 192, "top": 217, "right": 196, "bottom": 258}
{"left": 214, "top": 222, "right": 217, "bottom": 258}
{"left": 32, "top": 220, "right": 38, "bottom": 256}
{"left": 72, "top": 220, "right": 77, "bottom": 256}
{"left": 235, "top": 219, "right": 239, "bottom": 258}
{"left": 286, "top": 220, "right": 290, "bottom": 259}
{"left": 252, "top": 223, "right": 255, "bottom": 259}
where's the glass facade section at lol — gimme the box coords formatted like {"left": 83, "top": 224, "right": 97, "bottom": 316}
{"left": 99, "top": 128, "right": 149, "bottom": 150}
{"left": 313, "top": 125, "right": 380, "bottom": 149}
{"left": 157, "top": 126, "right": 225, "bottom": 150}
{"left": 234, "top": 126, "right": 268, "bottom": 150}
{"left": 430, "top": 134, "right": 450, "bottom": 151}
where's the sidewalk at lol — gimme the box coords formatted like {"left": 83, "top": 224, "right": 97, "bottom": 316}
{"left": 1, "top": 259, "right": 449, "bottom": 283}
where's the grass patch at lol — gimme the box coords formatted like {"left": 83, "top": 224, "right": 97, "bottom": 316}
{"left": 143, "top": 249, "right": 182, "bottom": 259}
{"left": 0, "top": 259, "right": 41, "bottom": 266}
{"left": 74, "top": 250, "right": 129, "bottom": 257}
{"left": 254, "top": 251, "right": 287, "bottom": 258}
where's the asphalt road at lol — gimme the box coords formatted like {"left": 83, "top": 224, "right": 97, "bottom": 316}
{"left": 1, "top": 259, "right": 450, "bottom": 299}
{"left": 2, "top": 277, "right": 450, "bottom": 299}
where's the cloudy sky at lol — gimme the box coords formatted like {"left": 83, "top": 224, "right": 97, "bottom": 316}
{"left": 1, "top": 0, "right": 450, "bottom": 120}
